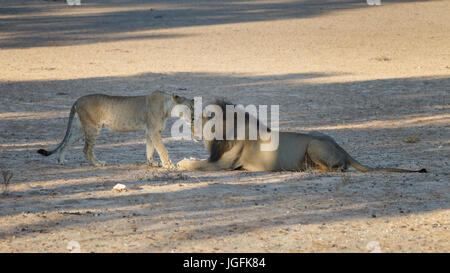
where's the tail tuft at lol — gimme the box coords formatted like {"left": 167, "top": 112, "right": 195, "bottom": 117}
{"left": 418, "top": 168, "right": 427, "bottom": 173}
{"left": 37, "top": 149, "right": 51, "bottom": 156}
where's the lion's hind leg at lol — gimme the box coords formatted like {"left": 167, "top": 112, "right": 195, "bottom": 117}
{"left": 58, "top": 117, "right": 84, "bottom": 165}
{"left": 306, "top": 139, "right": 348, "bottom": 172}
{"left": 83, "top": 125, "right": 105, "bottom": 167}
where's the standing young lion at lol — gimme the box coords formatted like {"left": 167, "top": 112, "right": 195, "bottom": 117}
{"left": 37, "top": 91, "right": 193, "bottom": 168}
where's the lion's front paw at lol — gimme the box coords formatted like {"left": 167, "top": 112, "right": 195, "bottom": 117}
{"left": 177, "top": 158, "right": 199, "bottom": 170}
{"left": 177, "top": 159, "right": 190, "bottom": 170}
{"left": 92, "top": 160, "right": 106, "bottom": 167}
{"left": 162, "top": 162, "right": 176, "bottom": 170}
{"left": 147, "top": 160, "right": 161, "bottom": 168}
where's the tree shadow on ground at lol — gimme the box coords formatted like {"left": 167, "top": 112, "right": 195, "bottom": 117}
{"left": 0, "top": 71, "right": 448, "bottom": 248}
{"left": 0, "top": 0, "right": 430, "bottom": 49}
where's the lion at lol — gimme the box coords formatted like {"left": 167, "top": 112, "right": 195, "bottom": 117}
{"left": 37, "top": 91, "right": 194, "bottom": 168}
{"left": 177, "top": 100, "right": 427, "bottom": 173}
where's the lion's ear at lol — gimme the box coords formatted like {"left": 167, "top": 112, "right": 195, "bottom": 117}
{"left": 172, "top": 94, "right": 181, "bottom": 103}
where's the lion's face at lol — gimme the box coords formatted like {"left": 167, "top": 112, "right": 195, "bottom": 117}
{"left": 191, "top": 107, "right": 224, "bottom": 141}
{"left": 172, "top": 94, "right": 195, "bottom": 126}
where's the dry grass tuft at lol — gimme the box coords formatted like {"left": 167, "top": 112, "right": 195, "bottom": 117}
{"left": 2, "top": 170, "right": 13, "bottom": 195}
{"left": 404, "top": 135, "right": 420, "bottom": 143}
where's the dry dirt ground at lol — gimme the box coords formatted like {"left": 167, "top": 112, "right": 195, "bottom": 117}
{"left": 0, "top": 0, "right": 449, "bottom": 253}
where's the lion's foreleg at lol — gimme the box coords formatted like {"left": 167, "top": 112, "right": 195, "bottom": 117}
{"left": 177, "top": 158, "right": 230, "bottom": 171}
{"left": 147, "top": 131, "right": 174, "bottom": 169}
{"left": 145, "top": 134, "right": 160, "bottom": 167}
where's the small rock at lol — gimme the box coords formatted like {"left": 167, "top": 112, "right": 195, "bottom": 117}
{"left": 112, "top": 183, "right": 127, "bottom": 192}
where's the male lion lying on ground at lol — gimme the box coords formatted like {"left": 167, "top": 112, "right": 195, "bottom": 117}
{"left": 177, "top": 100, "right": 427, "bottom": 173}
{"left": 38, "top": 91, "right": 193, "bottom": 168}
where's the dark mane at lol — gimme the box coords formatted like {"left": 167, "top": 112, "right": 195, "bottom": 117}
{"left": 207, "top": 99, "right": 270, "bottom": 164}
{"left": 208, "top": 138, "right": 238, "bottom": 162}
{"left": 211, "top": 99, "right": 271, "bottom": 132}
{"left": 211, "top": 99, "right": 230, "bottom": 111}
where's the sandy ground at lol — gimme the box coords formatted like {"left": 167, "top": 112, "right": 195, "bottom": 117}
{"left": 0, "top": 0, "right": 449, "bottom": 253}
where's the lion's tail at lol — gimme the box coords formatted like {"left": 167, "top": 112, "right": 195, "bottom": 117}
{"left": 37, "top": 103, "right": 77, "bottom": 157}
{"left": 348, "top": 157, "right": 427, "bottom": 173}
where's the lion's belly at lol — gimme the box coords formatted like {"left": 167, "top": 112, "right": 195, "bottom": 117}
{"left": 102, "top": 117, "right": 146, "bottom": 133}
{"left": 243, "top": 133, "right": 306, "bottom": 171}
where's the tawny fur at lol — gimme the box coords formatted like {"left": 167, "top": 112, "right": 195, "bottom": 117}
{"left": 38, "top": 91, "right": 193, "bottom": 168}
{"left": 178, "top": 100, "right": 427, "bottom": 173}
